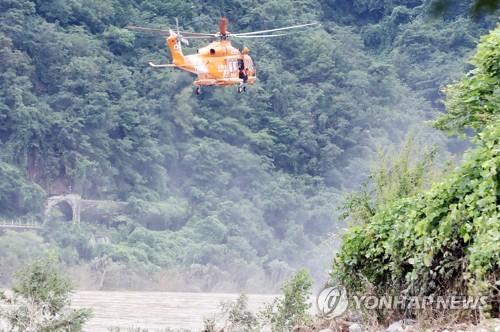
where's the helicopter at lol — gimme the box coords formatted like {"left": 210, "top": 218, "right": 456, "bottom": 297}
{"left": 126, "top": 18, "right": 318, "bottom": 94}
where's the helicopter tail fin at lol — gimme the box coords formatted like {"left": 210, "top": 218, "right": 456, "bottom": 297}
{"left": 166, "top": 30, "right": 185, "bottom": 65}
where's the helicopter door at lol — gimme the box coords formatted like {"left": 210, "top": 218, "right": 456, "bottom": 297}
{"left": 225, "top": 59, "right": 238, "bottom": 77}
{"left": 243, "top": 58, "right": 254, "bottom": 76}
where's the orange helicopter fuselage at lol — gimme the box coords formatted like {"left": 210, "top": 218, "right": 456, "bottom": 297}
{"left": 166, "top": 35, "right": 256, "bottom": 87}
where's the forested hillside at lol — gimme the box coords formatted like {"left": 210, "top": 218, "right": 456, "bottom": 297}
{"left": 0, "top": 0, "right": 496, "bottom": 290}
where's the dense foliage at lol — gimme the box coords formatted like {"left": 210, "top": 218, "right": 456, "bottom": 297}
{"left": 435, "top": 25, "right": 500, "bottom": 134}
{"left": 340, "top": 135, "right": 441, "bottom": 225}
{"left": 219, "top": 294, "right": 259, "bottom": 332}
{"left": 334, "top": 125, "right": 499, "bottom": 290}
{"left": 333, "top": 26, "right": 499, "bottom": 317}
{"left": 0, "top": 0, "right": 496, "bottom": 289}
{"left": 204, "top": 270, "right": 313, "bottom": 331}
{"left": 259, "top": 269, "right": 313, "bottom": 332}
{"left": 0, "top": 260, "right": 91, "bottom": 332}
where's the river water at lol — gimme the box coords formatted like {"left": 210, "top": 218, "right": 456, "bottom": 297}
{"left": 72, "top": 291, "right": 277, "bottom": 331}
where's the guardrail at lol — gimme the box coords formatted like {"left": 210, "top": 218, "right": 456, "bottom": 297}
{"left": 0, "top": 219, "right": 43, "bottom": 230}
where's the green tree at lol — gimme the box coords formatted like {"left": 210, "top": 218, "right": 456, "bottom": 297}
{"left": 434, "top": 25, "right": 500, "bottom": 134}
{"left": 0, "top": 259, "right": 92, "bottom": 332}
{"left": 341, "top": 135, "right": 440, "bottom": 224}
{"left": 431, "top": 0, "right": 500, "bottom": 16}
{"left": 261, "top": 269, "right": 313, "bottom": 331}
{"left": 220, "top": 294, "right": 259, "bottom": 332}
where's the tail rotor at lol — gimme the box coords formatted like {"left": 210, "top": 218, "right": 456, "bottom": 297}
{"left": 176, "top": 18, "right": 190, "bottom": 46}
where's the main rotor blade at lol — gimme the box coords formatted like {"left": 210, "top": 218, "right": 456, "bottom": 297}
{"left": 179, "top": 31, "right": 218, "bottom": 37}
{"left": 182, "top": 35, "right": 217, "bottom": 40}
{"left": 126, "top": 26, "right": 216, "bottom": 37}
{"left": 232, "top": 33, "right": 289, "bottom": 38}
{"left": 126, "top": 26, "right": 170, "bottom": 35}
{"left": 232, "top": 22, "right": 319, "bottom": 36}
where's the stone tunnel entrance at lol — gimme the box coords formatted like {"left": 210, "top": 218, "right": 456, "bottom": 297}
{"left": 50, "top": 201, "right": 73, "bottom": 221}
{"left": 45, "top": 194, "right": 82, "bottom": 224}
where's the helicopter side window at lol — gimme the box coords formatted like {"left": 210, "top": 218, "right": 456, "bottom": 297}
{"left": 210, "top": 49, "right": 216, "bottom": 55}
{"left": 227, "top": 59, "right": 238, "bottom": 73}
{"left": 238, "top": 59, "right": 244, "bottom": 70}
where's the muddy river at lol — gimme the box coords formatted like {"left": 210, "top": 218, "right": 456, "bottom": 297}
{"left": 72, "top": 291, "right": 277, "bottom": 331}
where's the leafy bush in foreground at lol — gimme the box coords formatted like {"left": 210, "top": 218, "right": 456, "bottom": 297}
{"left": 435, "top": 25, "right": 500, "bottom": 134}
{"left": 0, "top": 259, "right": 92, "bottom": 332}
{"left": 204, "top": 269, "right": 313, "bottom": 331}
{"left": 333, "top": 124, "right": 498, "bottom": 296}
{"left": 332, "top": 26, "right": 500, "bottom": 317}
{"left": 260, "top": 269, "right": 313, "bottom": 332}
